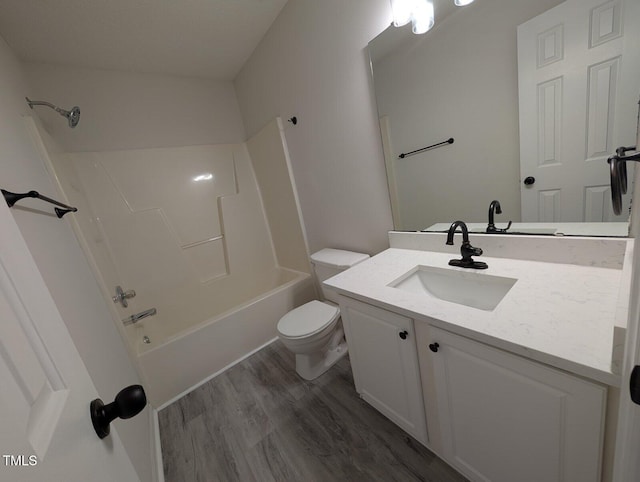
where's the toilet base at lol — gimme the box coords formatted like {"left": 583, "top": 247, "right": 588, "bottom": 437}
{"left": 295, "top": 342, "right": 348, "bottom": 380}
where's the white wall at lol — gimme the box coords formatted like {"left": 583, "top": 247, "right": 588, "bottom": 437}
{"left": 23, "top": 62, "right": 246, "bottom": 152}
{"left": 22, "top": 1, "right": 397, "bottom": 257}
{"left": 371, "top": 0, "right": 562, "bottom": 230}
{"left": 234, "top": 0, "right": 394, "bottom": 256}
{"left": 62, "top": 143, "right": 280, "bottom": 347}
{"left": 0, "top": 36, "right": 153, "bottom": 482}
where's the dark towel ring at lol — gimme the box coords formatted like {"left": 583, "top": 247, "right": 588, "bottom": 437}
{"left": 608, "top": 156, "right": 625, "bottom": 215}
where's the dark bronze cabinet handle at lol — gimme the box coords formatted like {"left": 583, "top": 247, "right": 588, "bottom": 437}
{"left": 399, "top": 330, "right": 408, "bottom": 340}
{"left": 429, "top": 343, "right": 439, "bottom": 353}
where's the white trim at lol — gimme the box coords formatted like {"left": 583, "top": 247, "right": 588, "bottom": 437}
{"left": 22, "top": 116, "right": 148, "bottom": 383}
{"left": 277, "top": 117, "right": 314, "bottom": 273}
{"left": 151, "top": 408, "right": 165, "bottom": 482}
{"left": 379, "top": 115, "right": 402, "bottom": 229}
{"left": 156, "top": 337, "right": 279, "bottom": 411}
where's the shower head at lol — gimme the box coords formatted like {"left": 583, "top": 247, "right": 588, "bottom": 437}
{"left": 26, "top": 97, "right": 81, "bottom": 128}
{"left": 65, "top": 106, "right": 81, "bottom": 128}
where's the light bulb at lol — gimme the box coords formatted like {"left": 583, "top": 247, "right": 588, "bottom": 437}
{"left": 411, "top": 0, "right": 435, "bottom": 34}
{"left": 454, "top": 0, "right": 474, "bottom": 6}
{"left": 391, "top": 0, "right": 414, "bottom": 27}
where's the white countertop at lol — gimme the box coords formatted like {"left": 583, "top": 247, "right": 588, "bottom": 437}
{"left": 325, "top": 248, "right": 627, "bottom": 386}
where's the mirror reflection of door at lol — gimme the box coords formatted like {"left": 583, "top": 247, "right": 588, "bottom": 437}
{"left": 518, "top": 0, "right": 636, "bottom": 222}
{"left": 369, "top": 0, "right": 640, "bottom": 234}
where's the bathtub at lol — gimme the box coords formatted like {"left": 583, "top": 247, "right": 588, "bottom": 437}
{"left": 33, "top": 115, "right": 316, "bottom": 408}
{"left": 134, "top": 267, "right": 315, "bottom": 406}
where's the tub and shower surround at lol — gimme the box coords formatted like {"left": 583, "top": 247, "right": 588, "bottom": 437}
{"left": 42, "top": 118, "right": 315, "bottom": 405}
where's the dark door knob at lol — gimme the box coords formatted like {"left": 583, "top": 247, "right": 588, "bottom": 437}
{"left": 90, "top": 385, "right": 147, "bottom": 439}
{"left": 429, "top": 343, "right": 439, "bottom": 352}
{"left": 399, "top": 330, "right": 408, "bottom": 340}
{"left": 523, "top": 176, "right": 535, "bottom": 186}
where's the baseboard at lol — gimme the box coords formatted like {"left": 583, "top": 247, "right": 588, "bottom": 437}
{"left": 156, "top": 337, "right": 279, "bottom": 411}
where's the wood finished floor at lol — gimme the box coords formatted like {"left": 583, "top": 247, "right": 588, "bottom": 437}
{"left": 158, "top": 341, "right": 467, "bottom": 482}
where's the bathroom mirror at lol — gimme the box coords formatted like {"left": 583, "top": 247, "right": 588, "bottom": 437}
{"left": 369, "top": 0, "right": 639, "bottom": 236}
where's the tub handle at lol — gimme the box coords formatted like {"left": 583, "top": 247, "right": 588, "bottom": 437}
{"left": 113, "top": 285, "right": 136, "bottom": 308}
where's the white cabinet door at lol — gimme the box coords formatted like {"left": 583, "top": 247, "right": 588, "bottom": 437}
{"left": 340, "top": 297, "right": 428, "bottom": 445}
{"left": 430, "top": 326, "right": 606, "bottom": 482}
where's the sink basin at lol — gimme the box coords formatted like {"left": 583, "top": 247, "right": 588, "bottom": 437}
{"left": 389, "top": 265, "right": 517, "bottom": 311}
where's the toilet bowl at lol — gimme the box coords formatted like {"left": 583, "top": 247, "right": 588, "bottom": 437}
{"left": 277, "top": 300, "right": 347, "bottom": 380}
{"left": 276, "top": 248, "right": 369, "bottom": 380}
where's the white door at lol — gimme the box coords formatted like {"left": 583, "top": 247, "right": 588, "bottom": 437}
{"left": 612, "top": 95, "right": 640, "bottom": 481}
{"left": 518, "top": 0, "right": 636, "bottom": 222}
{"left": 614, "top": 241, "right": 640, "bottom": 480}
{"left": 0, "top": 201, "right": 140, "bottom": 481}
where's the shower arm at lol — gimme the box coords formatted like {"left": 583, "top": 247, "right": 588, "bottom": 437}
{"left": 25, "top": 97, "right": 80, "bottom": 128}
{"left": 26, "top": 98, "right": 69, "bottom": 115}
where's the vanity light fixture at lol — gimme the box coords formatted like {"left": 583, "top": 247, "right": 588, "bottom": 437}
{"left": 391, "top": 0, "right": 435, "bottom": 33}
{"left": 411, "top": 0, "right": 435, "bottom": 34}
{"left": 391, "top": 0, "right": 414, "bottom": 26}
{"left": 391, "top": 0, "right": 474, "bottom": 34}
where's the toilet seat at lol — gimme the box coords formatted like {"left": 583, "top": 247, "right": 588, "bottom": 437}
{"left": 277, "top": 300, "right": 340, "bottom": 339}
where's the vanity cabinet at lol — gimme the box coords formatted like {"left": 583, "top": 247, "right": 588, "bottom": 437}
{"left": 338, "top": 296, "right": 428, "bottom": 445}
{"left": 427, "top": 325, "right": 607, "bottom": 482}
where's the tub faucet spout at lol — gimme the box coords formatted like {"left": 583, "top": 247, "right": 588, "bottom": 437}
{"left": 123, "top": 308, "right": 157, "bottom": 326}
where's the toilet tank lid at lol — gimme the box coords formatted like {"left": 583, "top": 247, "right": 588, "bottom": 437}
{"left": 310, "top": 248, "right": 370, "bottom": 269}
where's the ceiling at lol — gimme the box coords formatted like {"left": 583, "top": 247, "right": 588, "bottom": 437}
{"left": 0, "top": 0, "right": 289, "bottom": 80}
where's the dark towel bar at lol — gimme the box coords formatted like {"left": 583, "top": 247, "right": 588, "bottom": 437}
{"left": 399, "top": 137, "right": 454, "bottom": 159}
{"left": 2, "top": 189, "right": 78, "bottom": 218}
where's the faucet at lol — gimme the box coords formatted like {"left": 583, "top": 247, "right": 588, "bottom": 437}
{"left": 487, "top": 199, "right": 511, "bottom": 233}
{"left": 446, "top": 221, "right": 488, "bottom": 269}
{"left": 487, "top": 200, "right": 512, "bottom": 233}
{"left": 122, "top": 308, "right": 157, "bottom": 326}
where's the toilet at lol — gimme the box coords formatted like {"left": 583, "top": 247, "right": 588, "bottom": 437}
{"left": 277, "top": 248, "right": 370, "bottom": 380}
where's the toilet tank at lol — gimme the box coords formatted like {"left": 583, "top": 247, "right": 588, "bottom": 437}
{"left": 310, "top": 248, "right": 370, "bottom": 304}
